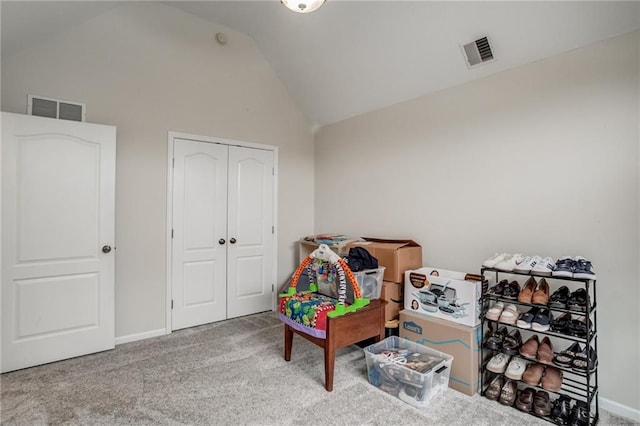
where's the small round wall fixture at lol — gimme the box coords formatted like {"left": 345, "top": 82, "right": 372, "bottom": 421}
{"left": 215, "top": 32, "right": 227, "bottom": 46}
{"left": 281, "top": 0, "right": 326, "bottom": 13}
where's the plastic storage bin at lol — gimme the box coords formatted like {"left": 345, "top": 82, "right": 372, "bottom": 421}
{"left": 363, "top": 336, "right": 453, "bottom": 408}
{"left": 353, "top": 267, "right": 385, "bottom": 300}
{"left": 317, "top": 267, "right": 384, "bottom": 303}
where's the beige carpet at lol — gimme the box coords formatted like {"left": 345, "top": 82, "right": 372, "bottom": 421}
{"left": 0, "top": 311, "right": 630, "bottom": 425}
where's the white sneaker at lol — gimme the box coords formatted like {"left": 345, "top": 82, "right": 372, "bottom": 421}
{"left": 531, "top": 256, "right": 554, "bottom": 276}
{"left": 513, "top": 256, "right": 540, "bottom": 273}
{"left": 495, "top": 253, "right": 524, "bottom": 272}
{"left": 504, "top": 358, "right": 527, "bottom": 380}
{"left": 487, "top": 353, "right": 510, "bottom": 374}
{"left": 483, "top": 253, "right": 508, "bottom": 268}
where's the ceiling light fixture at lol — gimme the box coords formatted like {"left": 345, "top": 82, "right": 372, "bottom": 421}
{"left": 281, "top": 0, "right": 326, "bottom": 14}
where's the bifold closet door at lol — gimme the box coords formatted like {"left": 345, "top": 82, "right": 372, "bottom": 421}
{"left": 171, "top": 139, "right": 275, "bottom": 330}
{"left": 1, "top": 112, "right": 116, "bottom": 373}
{"left": 171, "top": 139, "right": 228, "bottom": 330}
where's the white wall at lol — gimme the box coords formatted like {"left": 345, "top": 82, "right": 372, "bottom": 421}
{"left": 316, "top": 31, "right": 639, "bottom": 414}
{"left": 1, "top": 3, "right": 315, "bottom": 338}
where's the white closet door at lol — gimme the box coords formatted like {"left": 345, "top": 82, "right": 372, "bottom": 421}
{"left": 1, "top": 112, "right": 116, "bottom": 373}
{"left": 171, "top": 139, "right": 228, "bottom": 330}
{"left": 226, "top": 146, "right": 274, "bottom": 318}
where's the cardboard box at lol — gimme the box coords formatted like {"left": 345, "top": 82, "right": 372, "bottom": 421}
{"left": 404, "top": 267, "right": 486, "bottom": 327}
{"left": 400, "top": 310, "right": 480, "bottom": 396}
{"left": 381, "top": 280, "right": 403, "bottom": 322}
{"left": 348, "top": 238, "right": 422, "bottom": 283}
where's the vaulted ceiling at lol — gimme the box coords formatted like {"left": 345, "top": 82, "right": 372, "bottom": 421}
{"left": 2, "top": 1, "right": 639, "bottom": 128}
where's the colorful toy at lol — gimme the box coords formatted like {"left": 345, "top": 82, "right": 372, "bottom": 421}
{"left": 279, "top": 244, "right": 370, "bottom": 338}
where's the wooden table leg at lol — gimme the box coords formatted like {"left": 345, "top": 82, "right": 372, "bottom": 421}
{"left": 284, "top": 324, "right": 293, "bottom": 362}
{"left": 324, "top": 334, "right": 336, "bottom": 392}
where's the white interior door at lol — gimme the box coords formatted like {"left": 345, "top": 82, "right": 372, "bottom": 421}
{"left": 171, "top": 138, "right": 228, "bottom": 330}
{"left": 227, "top": 146, "right": 274, "bottom": 318}
{"left": 1, "top": 112, "right": 116, "bottom": 373}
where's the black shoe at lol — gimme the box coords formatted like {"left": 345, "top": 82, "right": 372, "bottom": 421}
{"left": 551, "top": 395, "right": 571, "bottom": 425}
{"left": 569, "top": 400, "right": 589, "bottom": 426}
{"left": 572, "top": 345, "right": 598, "bottom": 373}
{"left": 567, "top": 288, "right": 589, "bottom": 312}
{"left": 488, "top": 279, "right": 509, "bottom": 297}
{"left": 502, "top": 280, "right": 521, "bottom": 300}
{"left": 549, "top": 286, "right": 570, "bottom": 309}
{"left": 502, "top": 329, "right": 522, "bottom": 356}
{"left": 485, "top": 325, "right": 508, "bottom": 350}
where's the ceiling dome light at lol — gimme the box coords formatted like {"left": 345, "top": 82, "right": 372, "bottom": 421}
{"left": 281, "top": 0, "right": 326, "bottom": 13}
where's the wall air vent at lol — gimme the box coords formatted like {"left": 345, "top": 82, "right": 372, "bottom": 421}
{"left": 27, "top": 95, "right": 86, "bottom": 122}
{"left": 461, "top": 36, "right": 495, "bottom": 68}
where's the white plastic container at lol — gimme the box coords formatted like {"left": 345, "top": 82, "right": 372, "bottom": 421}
{"left": 363, "top": 336, "right": 453, "bottom": 407}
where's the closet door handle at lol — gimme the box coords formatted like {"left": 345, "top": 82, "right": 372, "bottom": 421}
{"left": 229, "top": 238, "right": 237, "bottom": 244}
{"left": 218, "top": 238, "right": 226, "bottom": 245}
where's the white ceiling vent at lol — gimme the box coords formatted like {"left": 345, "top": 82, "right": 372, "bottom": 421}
{"left": 27, "top": 94, "right": 86, "bottom": 122}
{"left": 461, "top": 36, "right": 494, "bottom": 68}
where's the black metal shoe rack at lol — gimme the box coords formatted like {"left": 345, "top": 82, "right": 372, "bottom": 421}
{"left": 479, "top": 267, "right": 598, "bottom": 425}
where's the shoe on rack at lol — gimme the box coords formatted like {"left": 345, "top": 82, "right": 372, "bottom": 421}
{"left": 552, "top": 256, "right": 576, "bottom": 278}
{"left": 514, "top": 256, "right": 540, "bottom": 274}
{"left": 495, "top": 253, "right": 525, "bottom": 272}
{"left": 515, "top": 387, "right": 536, "bottom": 413}
{"left": 483, "top": 253, "right": 508, "bottom": 268}
{"left": 498, "top": 304, "right": 519, "bottom": 325}
{"left": 569, "top": 316, "right": 592, "bottom": 338}
{"left": 571, "top": 345, "right": 598, "bottom": 374}
{"left": 487, "top": 353, "right": 510, "bottom": 374}
{"left": 485, "top": 325, "right": 508, "bottom": 350}
{"left": 523, "top": 362, "right": 545, "bottom": 386}
{"left": 485, "top": 301, "right": 505, "bottom": 322}
{"left": 499, "top": 379, "right": 518, "bottom": 406}
{"left": 573, "top": 256, "right": 596, "bottom": 280}
{"left": 550, "top": 285, "right": 570, "bottom": 309}
{"left": 532, "top": 308, "right": 554, "bottom": 332}
{"left": 516, "top": 307, "right": 539, "bottom": 329}
{"left": 502, "top": 281, "right": 521, "bottom": 300}
{"left": 519, "top": 334, "right": 540, "bottom": 359}
{"left": 551, "top": 312, "right": 572, "bottom": 334}
{"left": 536, "top": 336, "right": 554, "bottom": 365}
{"left": 541, "top": 366, "right": 563, "bottom": 392}
{"left": 487, "top": 279, "right": 509, "bottom": 297}
{"left": 567, "top": 288, "right": 588, "bottom": 312}
{"left": 517, "top": 277, "right": 537, "bottom": 304}
{"left": 484, "top": 374, "right": 504, "bottom": 400}
{"left": 569, "top": 400, "right": 589, "bottom": 426}
{"left": 551, "top": 395, "right": 572, "bottom": 425}
{"left": 531, "top": 278, "right": 550, "bottom": 305}
{"left": 531, "top": 256, "right": 555, "bottom": 276}
{"left": 533, "top": 390, "right": 552, "bottom": 416}
{"left": 502, "top": 329, "right": 522, "bottom": 356}
{"left": 553, "top": 342, "right": 582, "bottom": 368}
{"left": 504, "top": 358, "right": 527, "bottom": 381}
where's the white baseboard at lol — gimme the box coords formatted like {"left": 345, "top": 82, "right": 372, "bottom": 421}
{"left": 600, "top": 397, "right": 640, "bottom": 423}
{"left": 115, "top": 328, "right": 167, "bottom": 345}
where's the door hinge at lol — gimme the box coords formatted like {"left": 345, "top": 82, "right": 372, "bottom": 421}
{"left": 272, "top": 284, "right": 274, "bottom": 292}
{"left": 272, "top": 225, "right": 274, "bottom": 234}
{"left": 172, "top": 158, "right": 175, "bottom": 168}
{"left": 171, "top": 229, "right": 174, "bottom": 239}
{"left": 171, "top": 300, "right": 174, "bottom": 309}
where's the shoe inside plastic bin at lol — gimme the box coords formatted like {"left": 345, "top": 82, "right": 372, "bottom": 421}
{"left": 363, "top": 336, "right": 453, "bottom": 408}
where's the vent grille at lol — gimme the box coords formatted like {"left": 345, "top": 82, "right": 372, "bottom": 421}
{"left": 27, "top": 95, "right": 85, "bottom": 122}
{"left": 462, "top": 36, "right": 495, "bottom": 68}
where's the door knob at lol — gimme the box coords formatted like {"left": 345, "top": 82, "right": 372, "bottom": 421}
{"left": 218, "top": 238, "right": 226, "bottom": 245}
{"left": 229, "top": 238, "right": 236, "bottom": 244}
{"left": 102, "top": 245, "right": 112, "bottom": 253}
